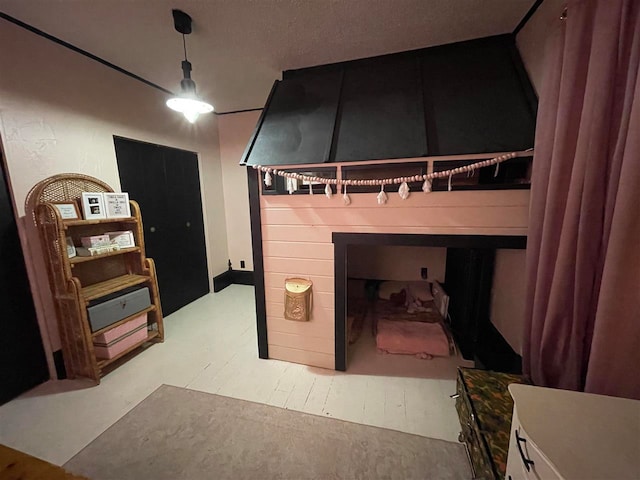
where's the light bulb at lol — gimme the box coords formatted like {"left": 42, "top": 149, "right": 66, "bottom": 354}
{"left": 166, "top": 96, "right": 214, "bottom": 123}
{"left": 183, "top": 111, "right": 200, "bottom": 123}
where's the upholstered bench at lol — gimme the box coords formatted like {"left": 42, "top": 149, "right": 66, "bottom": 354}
{"left": 454, "top": 367, "right": 530, "bottom": 480}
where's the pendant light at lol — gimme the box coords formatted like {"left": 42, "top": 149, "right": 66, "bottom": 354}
{"left": 166, "top": 10, "right": 214, "bottom": 123}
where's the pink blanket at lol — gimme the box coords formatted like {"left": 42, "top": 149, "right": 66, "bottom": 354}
{"left": 376, "top": 319, "right": 450, "bottom": 358}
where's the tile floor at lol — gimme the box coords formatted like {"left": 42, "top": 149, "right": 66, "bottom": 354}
{"left": 0, "top": 285, "right": 470, "bottom": 466}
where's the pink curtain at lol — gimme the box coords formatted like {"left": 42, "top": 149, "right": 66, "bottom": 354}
{"left": 523, "top": 0, "right": 640, "bottom": 399}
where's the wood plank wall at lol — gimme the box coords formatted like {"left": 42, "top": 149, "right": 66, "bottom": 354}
{"left": 260, "top": 181, "right": 530, "bottom": 370}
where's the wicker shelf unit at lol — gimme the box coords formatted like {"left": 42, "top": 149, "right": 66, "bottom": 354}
{"left": 30, "top": 174, "right": 164, "bottom": 384}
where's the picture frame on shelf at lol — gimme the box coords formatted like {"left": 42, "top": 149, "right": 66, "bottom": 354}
{"left": 52, "top": 202, "right": 81, "bottom": 220}
{"left": 65, "top": 236, "right": 76, "bottom": 258}
{"left": 81, "top": 192, "right": 107, "bottom": 220}
{"left": 103, "top": 192, "right": 131, "bottom": 219}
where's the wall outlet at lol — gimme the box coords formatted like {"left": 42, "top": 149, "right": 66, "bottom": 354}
{"left": 421, "top": 267, "right": 428, "bottom": 279}
{"left": 240, "top": 260, "right": 245, "bottom": 269}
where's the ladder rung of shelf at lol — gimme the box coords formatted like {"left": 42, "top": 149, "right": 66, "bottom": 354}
{"left": 97, "top": 330, "right": 160, "bottom": 369}
{"left": 81, "top": 274, "right": 150, "bottom": 302}
{"left": 63, "top": 217, "right": 137, "bottom": 228}
{"left": 70, "top": 247, "right": 141, "bottom": 265}
{"left": 91, "top": 305, "right": 157, "bottom": 338}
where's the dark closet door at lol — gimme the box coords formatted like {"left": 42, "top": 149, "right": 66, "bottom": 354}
{"left": 114, "top": 137, "right": 209, "bottom": 316}
{"left": 0, "top": 158, "right": 48, "bottom": 404}
{"left": 163, "top": 147, "right": 209, "bottom": 310}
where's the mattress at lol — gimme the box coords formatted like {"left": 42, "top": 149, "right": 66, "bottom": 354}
{"left": 372, "top": 296, "right": 455, "bottom": 356}
{"left": 376, "top": 320, "right": 450, "bottom": 357}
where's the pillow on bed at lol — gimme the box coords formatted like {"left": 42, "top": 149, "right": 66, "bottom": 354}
{"left": 378, "top": 281, "right": 406, "bottom": 300}
{"left": 407, "top": 281, "right": 433, "bottom": 302}
{"left": 432, "top": 281, "right": 449, "bottom": 318}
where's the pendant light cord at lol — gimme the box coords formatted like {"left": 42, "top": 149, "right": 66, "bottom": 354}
{"left": 182, "top": 33, "right": 188, "bottom": 61}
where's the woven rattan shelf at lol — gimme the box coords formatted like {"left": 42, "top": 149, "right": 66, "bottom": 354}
{"left": 63, "top": 217, "right": 137, "bottom": 228}
{"left": 81, "top": 274, "right": 150, "bottom": 302}
{"left": 69, "top": 247, "right": 141, "bottom": 265}
{"left": 30, "top": 174, "right": 164, "bottom": 384}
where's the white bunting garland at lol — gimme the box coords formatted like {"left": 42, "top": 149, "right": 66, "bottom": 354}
{"left": 253, "top": 150, "right": 525, "bottom": 206}
{"left": 377, "top": 185, "right": 388, "bottom": 205}
{"left": 286, "top": 177, "right": 298, "bottom": 194}
{"left": 342, "top": 184, "right": 351, "bottom": 205}
{"left": 398, "top": 181, "right": 410, "bottom": 200}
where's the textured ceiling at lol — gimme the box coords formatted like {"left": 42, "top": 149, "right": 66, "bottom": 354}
{"left": 0, "top": 0, "right": 535, "bottom": 113}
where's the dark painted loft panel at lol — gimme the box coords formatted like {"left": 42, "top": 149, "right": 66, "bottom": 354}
{"left": 246, "top": 69, "right": 342, "bottom": 165}
{"left": 333, "top": 54, "right": 427, "bottom": 162}
{"left": 422, "top": 35, "right": 536, "bottom": 155}
{"left": 244, "top": 34, "right": 536, "bottom": 166}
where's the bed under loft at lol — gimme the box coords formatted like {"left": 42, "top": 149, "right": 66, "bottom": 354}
{"left": 347, "top": 278, "right": 454, "bottom": 359}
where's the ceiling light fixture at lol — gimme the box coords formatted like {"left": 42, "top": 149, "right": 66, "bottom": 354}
{"left": 166, "top": 9, "right": 214, "bottom": 123}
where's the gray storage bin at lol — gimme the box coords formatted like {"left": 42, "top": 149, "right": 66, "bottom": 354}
{"left": 87, "top": 287, "right": 151, "bottom": 332}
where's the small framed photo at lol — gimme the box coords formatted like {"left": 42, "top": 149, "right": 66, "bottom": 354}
{"left": 52, "top": 202, "right": 80, "bottom": 220}
{"left": 81, "top": 192, "right": 107, "bottom": 220}
{"left": 103, "top": 192, "right": 131, "bottom": 219}
{"left": 65, "top": 236, "right": 76, "bottom": 258}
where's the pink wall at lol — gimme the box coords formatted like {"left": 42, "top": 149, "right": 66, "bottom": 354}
{"left": 218, "top": 112, "right": 261, "bottom": 271}
{"left": 348, "top": 245, "right": 447, "bottom": 282}
{"left": 491, "top": 249, "right": 527, "bottom": 354}
{"left": 516, "top": 0, "right": 566, "bottom": 94}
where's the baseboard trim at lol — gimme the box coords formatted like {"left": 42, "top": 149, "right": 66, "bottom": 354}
{"left": 213, "top": 270, "right": 233, "bottom": 292}
{"left": 213, "top": 270, "right": 254, "bottom": 292}
{"left": 53, "top": 349, "right": 66, "bottom": 380}
{"left": 232, "top": 270, "right": 254, "bottom": 286}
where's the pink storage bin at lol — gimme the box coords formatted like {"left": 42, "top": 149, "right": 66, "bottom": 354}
{"left": 81, "top": 234, "right": 111, "bottom": 248}
{"left": 93, "top": 313, "right": 148, "bottom": 359}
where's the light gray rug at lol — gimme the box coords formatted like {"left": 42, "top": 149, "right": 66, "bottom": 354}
{"left": 65, "top": 385, "right": 470, "bottom": 479}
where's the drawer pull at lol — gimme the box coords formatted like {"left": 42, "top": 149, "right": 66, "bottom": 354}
{"left": 515, "top": 430, "right": 535, "bottom": 471}
{"left": 450, "top": 393, "right": 460, "bottom": 399}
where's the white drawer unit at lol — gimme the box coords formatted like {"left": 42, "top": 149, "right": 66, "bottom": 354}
{"left": 506, "top": 384, "right": 640, "bottom": 480}
{"left": 507, "top": 403, "right": 563, "bottom": 480}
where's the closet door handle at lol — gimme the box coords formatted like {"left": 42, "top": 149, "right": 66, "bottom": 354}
{"left": 515, "top": 430, "right": 535, "bottom": 471}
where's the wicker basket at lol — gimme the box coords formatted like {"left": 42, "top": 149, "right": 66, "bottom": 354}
{"left": 284, "top": 278, "right": 313, "bottom": 322}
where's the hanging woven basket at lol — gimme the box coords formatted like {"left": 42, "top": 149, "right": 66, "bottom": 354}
{"left": 284, "top": 277, "right": 313, "bottom": 322}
